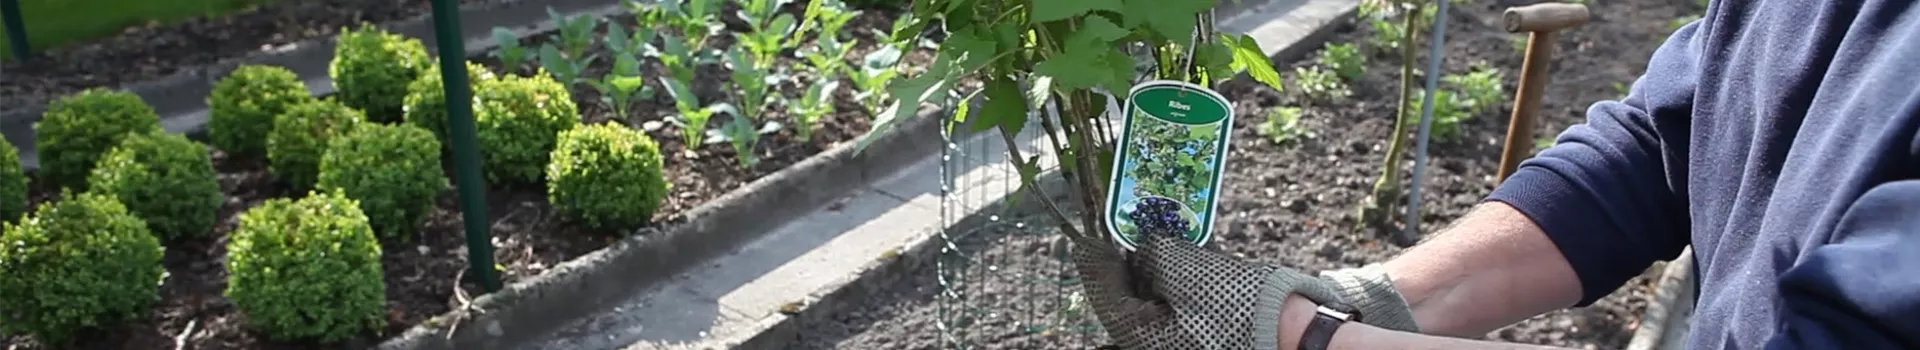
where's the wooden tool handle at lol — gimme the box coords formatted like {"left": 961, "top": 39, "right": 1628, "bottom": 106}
{"left": 1504, "top": 3, "right": 1591, "bottom": 32}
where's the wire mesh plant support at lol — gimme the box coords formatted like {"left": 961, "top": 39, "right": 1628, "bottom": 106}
{"left": 934, "top": 110, "right": 1106, "bottom": 349}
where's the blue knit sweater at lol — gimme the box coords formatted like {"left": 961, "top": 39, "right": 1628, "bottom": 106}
{"left": 1483, "top": 0, "right": 1920, "bottom": 348}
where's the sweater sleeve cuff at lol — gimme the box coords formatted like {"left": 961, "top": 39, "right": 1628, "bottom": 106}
{"left": 1486, "top": 165, "right": 1621, "bottom": 306}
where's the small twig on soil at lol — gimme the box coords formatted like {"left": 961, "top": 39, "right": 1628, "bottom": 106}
{"left": 444, "top": 268, "right": 485, "bottom": 340}
{"left": 173, "top": 319, "right": 197, "bottom": 350}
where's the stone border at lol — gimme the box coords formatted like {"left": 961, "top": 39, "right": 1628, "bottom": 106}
{"left": 1626, "top": 248, "right": 1696, "bottom": 350}
{"left": 0, "top": 0, "right": 634, "bottom": 169}
{"left": 726, "top": 0, "right": 1366, "bottom": 348}
{"left": 375, "top": 110, "right": 946, "bottom": 350}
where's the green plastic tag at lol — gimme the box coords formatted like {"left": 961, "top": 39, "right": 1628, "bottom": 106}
{"left": 1105, "top": 80, "right": 1235, "bottom": 251}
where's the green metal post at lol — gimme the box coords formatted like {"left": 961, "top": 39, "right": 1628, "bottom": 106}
{"left": 428, "top": 0, "right": 500, "bottom": 292}
{"left": 1, "top": 0, "right": 29, "bottom": 60}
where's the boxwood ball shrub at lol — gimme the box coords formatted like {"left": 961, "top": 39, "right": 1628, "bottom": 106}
{"left": 88, "top": 132, "right": 224, "bottom": 240}
{"left": 209, "top": 64, "right": 313, "bottom": 157}
{"left": 269, "top": 100, "right": 366, "bottom": 190}
{"left": 476, "top": 72, "right": 580, "bottom": 184}
{"left": 331, "top": 23, "right": 430, "bottom": 122}
{"left": 318, "top": 123, "right": 447, "bottom": 238}
{"left": 547, "top": 123, "right": 670, "bottom": 229}
{"left": 225, "top": 190, "right": 386, "bottom": 341}
{"left": 0, "top": 192, "right": 163, "bottom": 344}
{"left": 0, "top": 141, "right": 27, "bottom": 222}
{"left": 404, "top": 61, "right": 496, "bottom": 144}
{"left": 35, "top": 88, "right": 164, "bottom": 191}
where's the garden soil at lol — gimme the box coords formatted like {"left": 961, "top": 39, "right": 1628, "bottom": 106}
{"left": 2, "top": 4, "right": 918, "bottom": 349}
{"left": 798, "top": 0, "right": 1702, "bottom": 348}
{"left": 0, "top": 0, "right": 506, "bottom": 110}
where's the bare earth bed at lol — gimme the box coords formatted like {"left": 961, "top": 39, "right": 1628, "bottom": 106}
{"left": 798, "top": 0, "right": 1702, "bottom": 348}
{"left": 2, "top": 2, "right": 917, "bottom": 349}
{"left": 0, "top": 0, "right": 503, "bottom": 110}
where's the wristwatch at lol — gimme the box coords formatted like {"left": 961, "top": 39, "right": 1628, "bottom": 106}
{"left": 1298, "top": 301, "right": 1361, "bottom": 350}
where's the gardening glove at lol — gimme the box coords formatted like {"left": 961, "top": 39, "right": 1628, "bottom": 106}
{"left": 1319, "top": 264, "right": 1422, "bottom": 332}
{"left": 1072, "top": 233, "right": 1344, "bottom": 350}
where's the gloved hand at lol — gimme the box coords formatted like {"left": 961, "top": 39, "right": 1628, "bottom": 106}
{"left": 1072, "top": 233, "right": 1421, "bottom": 350}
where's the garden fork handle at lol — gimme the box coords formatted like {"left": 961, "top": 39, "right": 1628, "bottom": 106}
{"left": 1496, "top": 3, "right": 1590, "bottom": 183}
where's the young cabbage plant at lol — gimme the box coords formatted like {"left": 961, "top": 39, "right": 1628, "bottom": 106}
{"left": 799, "top": 35, "right": 851, "bottom": 79}
{"left": 662, "top": 76, "right": 733, "bottom": 146}
{"left": 652, "top": 34, "right": 701, "bottom": 84}
{"left": 726, "top": 48, "right": 780, "bottom": 122}
{"left": 539, "top": 44, "right": 594, "bottom": 86}
{"left": 589, "top": 54, "right": 651, "bottom": 119}
{"left": 850, "top": 45, "right": 902, "bottom": 114}
{"left": 791, "top": 80, "right": 839, "bottom": 140}
{"left": 548, "top": 7, "right": 600, "bottom": 59}
{"left": 659, "top": 0, "right": 723, "bottom": 49}
{"left": 603, "top": 23, "right": 657, "bottom": 59}
{"left": 737, "top": 0, "right": 794, "bottom": 28}
{"left": 492, "top": 27, "right": 530, "bottom": 74}
{"left": 709, "top": 114, "right": 783, "bottom": 168}
{"left": 807, "top": 0, "right": 861, "bottom": 43}
{"left": 737, "top": 14, "right": 800, "bottom": 67}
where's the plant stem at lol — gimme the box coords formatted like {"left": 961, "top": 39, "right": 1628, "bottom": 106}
{"left": 1363, "top": 4, "right": 1420, "bottom": 231}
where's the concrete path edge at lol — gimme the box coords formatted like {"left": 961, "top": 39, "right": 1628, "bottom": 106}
{"left": 374, "top": 110, "right": 946, "bottom": 350}
{"left": 726, "top": 0, "right": 1366, "bottom": 348}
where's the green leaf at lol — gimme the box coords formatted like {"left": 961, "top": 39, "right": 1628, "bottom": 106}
{"left": 1026, "top": 75, "right": 1054, "bottom": 109}
{"left": 863, "top": 45, "right": 903, "bottom": 71}
{"left": 1196, "top": 40, "right": 1235, "bottom": 81}
{"left": 1125, "top": 0, "right": 1210, "bottom": 46}
{"left": 1035, "top": 36, "right": 1129, "bottom": 92}
{"left": 856, "top": 53, "right": 958, "bottom": 153}
{"left": 973, "top": 77, "right": 1027, "bottom": 135}
{"left": 943, "top": 28, "right": 999, "bottom": 71}
{"left": 1225, "top": 33, "right": 1285, "bottom": 91}
{"left": 606, "top": 24, "right": 631, "bottom": 54}
{"left": 947, "top": 90, "right": 977, "bottom": 133}
{"left": 1075, "top": 16, "right": 1131, "bottom": 42}
{"left": 1033, "top": 0, "right": 1122, "bottom": 22}
{"left": 661, "top": 76, "right": 699, "bottom": 110}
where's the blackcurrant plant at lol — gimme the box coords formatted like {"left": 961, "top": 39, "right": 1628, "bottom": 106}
{"left": 852, "top": 0, "right": 1288, "bottom": 243}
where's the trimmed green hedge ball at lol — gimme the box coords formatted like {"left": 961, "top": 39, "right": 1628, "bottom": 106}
{"left": 475, "top": 71, "right": 580, "bottom": 185}
{"left": 403, "top": 61, "right": 495, "bottom": 144}
{"left": 209, "top": 64, "right": 313, "bottom": 157}
{"left": 87, "top": 131, "right": 224, "bottom": 240}
{"left": 225, "top": 190, "right": 386, "bottom": 341}
{"left": 547, "top": 123, "right": 670, "bottom": 229}
{"left": 318, "top": 123, "right": 447, "bottom": 238}
{"left": 0, "top": 192, "right": 163, "bottom": 344}
{"left": 35, "top": 88, "right": 164, "bottom": 191}
{"left": 330, "top": 23, "right": 430, "bottom": 122}
{"left": 268, "top": 100, "right": 366, "bottom": 190}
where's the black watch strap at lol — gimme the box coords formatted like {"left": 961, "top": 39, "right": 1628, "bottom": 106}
{"left": 1299, "top": 302, "right": 1361, "bottom": 350}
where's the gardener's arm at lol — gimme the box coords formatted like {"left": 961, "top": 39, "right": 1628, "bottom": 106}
{"left": 1282, "top": 18, "right": 1712, "bottom": 349}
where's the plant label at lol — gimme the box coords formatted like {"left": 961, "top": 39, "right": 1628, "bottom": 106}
{"left": 1105, "top": 80, "right": 1235, "bottom": 251}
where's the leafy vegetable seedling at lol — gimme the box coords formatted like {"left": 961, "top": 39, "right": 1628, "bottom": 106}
{"left": 1256, "top": 106, "right": 1312, "bottom": 144}
{"left": 548, "top": 7, "right": 600, "bottom": 60}
{"left": 604, "top": 23, "right": 657, "bottom": 60}
{"left": 653, "top": 34, "right": 702, "bottom": 85}
{"left": 800, "top": 35, "right": 852, "bottom": 79}
{"left": 539, "top": 44, "right": 594, "bottom": 86}
{"left": 659, "top": 0, "right": 723, "bottom": 50}
{"left": 710, "top": 114, "right": 782, "bottom": 168}
{"left": 851, "top": 45, "right": 903, "bottom": 114}
{"left": 726, "top": 48, "right": 780, "bottom": 123}
{"left": 1295, "top": 66, "right": 1350, "bottom": 99}
{"left": 588, "top": 53, "right": 650, "bottom": 119}
{"left": 1317, "top": 42, "right": 1365, "bottom": 81}
{"left": 492, "top": 28, "right": 530, "bottom": 74}
{"left": 791, "top": 80, "right": 839, "bottom": 140}
{"left": 737, "top": 13, "right": 800, "bottom": 68}
{"left": 662, "top": 76, "right": 733, "bottom": 146}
